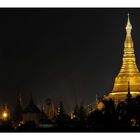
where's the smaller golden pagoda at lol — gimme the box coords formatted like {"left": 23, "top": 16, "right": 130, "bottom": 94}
{"left": 107, "top": 14, "right": 140, "bottom": 102}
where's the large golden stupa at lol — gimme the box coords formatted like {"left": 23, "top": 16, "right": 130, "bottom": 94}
{"left": 107, "top": 14, "right": 140, "bottom": 102}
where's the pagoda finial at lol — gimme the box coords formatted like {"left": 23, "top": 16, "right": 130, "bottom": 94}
{"left": 126, "top": 13, "right": 132, "bottom": 34}
{"left": 128, "top": 12, "right": 129, "bottom": 16}
{"left": 127, "top": 81, "right": 132, "bottom": 99}
{"left": 128, "top": 81, "right": 130, "bottom": 91}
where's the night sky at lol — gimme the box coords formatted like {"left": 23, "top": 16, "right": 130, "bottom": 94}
{"left": 0, "top": 8, "right": 140, "bottom": 112}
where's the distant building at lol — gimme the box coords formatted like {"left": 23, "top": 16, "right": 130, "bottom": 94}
{"left": 22, "top": 95, "right": 41, "bottom": 125}
{"left": 43, "top": 98, "right": 55, "bottom": 120}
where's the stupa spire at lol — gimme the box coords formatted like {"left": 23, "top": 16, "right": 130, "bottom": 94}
{"left": 125, "top": 13, "right": 132, "bottom": 34}
{"left": 127, "top": 81, "right": 132, "bottom": 99}
{"left": 107, "top": 14, "right": 140, "bottom": 103}
{"left": 120, "top": 13, "right": 138, "bottom": 75}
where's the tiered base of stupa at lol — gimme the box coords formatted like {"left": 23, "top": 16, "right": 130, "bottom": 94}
{"left": 105, "top": 91, "right": 140, "bottom": 103}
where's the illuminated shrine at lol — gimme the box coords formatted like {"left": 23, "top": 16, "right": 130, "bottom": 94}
{"left": 107, "top": 14, "right": 140, "bottom": 102}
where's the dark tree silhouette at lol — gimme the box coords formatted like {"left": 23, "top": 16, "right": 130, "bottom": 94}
{"left": 55, "top": 101, "right": 70, "bottom": 127}
{"left": 77, "top": 105, "right": 87, "bottom": 123}
{"left": 13, "top": 96, "right": 23, "bottom": 124}
{"left": 73, "top": 104, "right": 79, "bottom": 120}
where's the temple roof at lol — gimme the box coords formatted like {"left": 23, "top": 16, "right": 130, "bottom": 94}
{"left": 24, "top": 95, "right": 40, "bottom": 114}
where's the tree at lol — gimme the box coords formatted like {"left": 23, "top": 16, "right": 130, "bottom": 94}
{"left": 55, "top": 101, "right": 70, "bottom": 126}
{"left": 78, "top": 105, "right": 87, "bottom": 123}
{"left": 13, "top": 95, "right": 23, "bottom": 124}
{"left": 73, "top": 104, "right": 79, "bottom": 120}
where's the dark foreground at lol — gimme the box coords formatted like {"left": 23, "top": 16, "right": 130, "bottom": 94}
{"left": 0, "top": 124, "right": 140, "bottom": 132}
{"left": 2, "top": 94, "right": 140, "bottom": 132}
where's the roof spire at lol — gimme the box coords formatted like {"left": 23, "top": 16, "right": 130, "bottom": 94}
{"left": 128, "top": 81, "right": 130, "bottom": 92}
{"left": 126, "top": 13, "right": 132, "bottom": 35}
{"left": 127, "top": 81, "right": 132, "bottom": 99}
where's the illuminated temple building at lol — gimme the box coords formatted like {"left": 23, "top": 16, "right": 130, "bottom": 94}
{"left": 107, "top": 14, "right": 140, "bottom": 102}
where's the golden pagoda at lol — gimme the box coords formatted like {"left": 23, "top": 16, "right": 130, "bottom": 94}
{"left": 107, "top": 14, "right": 140, "bottom": 102}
